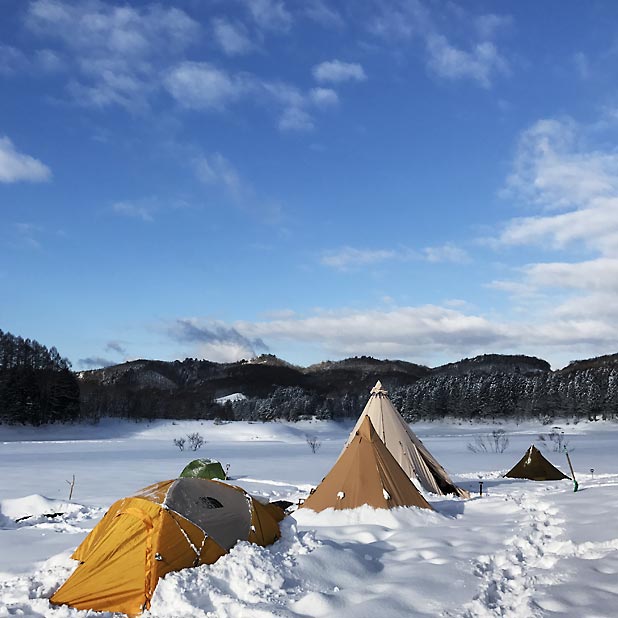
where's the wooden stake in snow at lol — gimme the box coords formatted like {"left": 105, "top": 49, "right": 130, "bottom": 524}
{"left": 66, "top": 475, "right": 75, "bottom": 500}
{"left": 565, "top": 451, "right": 578, "bottom": 492}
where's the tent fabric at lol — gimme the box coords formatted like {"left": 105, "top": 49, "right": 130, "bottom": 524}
{"left": 344, "top": 381, "right": 469, "bottom": 498}
{"left": 179, "top": 458, "right": 226, "bottom": 480}
{"left": 504, "top": 444, "right": 570, "bottom": 481}
{"left": 300, "top": 416, "right": 433, "bottom": 512}
{"left": 50, "top": 478, "right": 283, "bottom": 617}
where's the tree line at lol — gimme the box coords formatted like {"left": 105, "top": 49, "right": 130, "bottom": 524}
{"left": 3, "top": 329, "right": 618, "bottom": 425}
{"left": 0, "top": 329, "right": 80, "bottom": 425}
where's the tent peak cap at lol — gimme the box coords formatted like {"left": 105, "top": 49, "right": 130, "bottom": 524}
{"left": 370, "top": 380, "right": 387, "bottom": 395}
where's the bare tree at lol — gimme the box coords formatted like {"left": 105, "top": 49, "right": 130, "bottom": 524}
{"left": 491, "top": 429, "right": 509, "bottom": 453}
{"left": 306, "top": 435, "right": 321, "bottom": 453}
{"left": 187, "top": 432, "right": 205, "bottom": 451}
{"left": 173, "top": 437, "right": 186, "bottom": 451}
{"left": 539, "top": 430, "right": 571, "bottom": 452}
{"left": 467, "top": 430, "right": 509, "bottom": 453}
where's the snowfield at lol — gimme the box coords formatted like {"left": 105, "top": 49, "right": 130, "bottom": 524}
{"left": 1, "top": 418, "right": 618, "bottom": 617}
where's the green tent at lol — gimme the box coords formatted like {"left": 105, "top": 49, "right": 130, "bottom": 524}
{"left": 180, "top": 458, "right": 226, "bottom": 480}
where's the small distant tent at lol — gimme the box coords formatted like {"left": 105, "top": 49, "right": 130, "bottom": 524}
{"left": 50, "top": 478, "right": 284, "bottom": 616}
{"left": 344, "top": 381, "right": 469, "bottom": 498}
{"left": 504, "top": 444, "right": 570, "bottom": 481}
{"left": 180, "top": 458, "right": 226, "bottom": 480}
{"left": 300, "top": 416, "right": 433, "bottom": 512}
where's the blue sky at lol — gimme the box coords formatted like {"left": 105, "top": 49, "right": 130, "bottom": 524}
{"left": 3, "top": 0, "right": 618, "bottom": 371}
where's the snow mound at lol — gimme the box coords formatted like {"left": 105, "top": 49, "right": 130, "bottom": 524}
{"left": 148, "top": 518, "right": 319, "bottom": 617}
{"left": 0, "top": 494, "right": 102, "bottom": 532}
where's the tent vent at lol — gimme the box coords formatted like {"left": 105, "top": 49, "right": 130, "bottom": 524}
{"left": 199, "top": 496, "right": 224, "bottom": 509}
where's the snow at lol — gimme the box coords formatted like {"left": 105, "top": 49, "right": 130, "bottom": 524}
{"left": 215, "top": 393, "right": 247, "bottom": 404}
{"left": 1, "top": 418, "right": 618, "bottom": 617}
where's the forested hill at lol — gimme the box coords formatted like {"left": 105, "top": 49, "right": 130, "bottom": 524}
{"left": 77, "top": 352, "right": 618, "bottom": 424}
{"left": 0, "top": 330, "right": 79, "bottom": 425}
{"left": 3, "top": 326, "right": 618, "bottom": 425}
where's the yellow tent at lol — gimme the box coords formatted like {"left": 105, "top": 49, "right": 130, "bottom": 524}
{"left": 50, "top": 478, "right": 284, "bottom": 616}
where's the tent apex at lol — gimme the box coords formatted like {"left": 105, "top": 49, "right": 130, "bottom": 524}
{"left": 371, "top": 380, "right": 387, "bottom": 395}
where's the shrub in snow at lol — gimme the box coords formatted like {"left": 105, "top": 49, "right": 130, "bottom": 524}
{"left": 538, "top": 429, "right": 572, "bottom": 452}
{"left": 173, "top": 437, "right": 186, "bottom": 451}
{"left": 306, "top": 435, "right": 321, "bottom": 454}
{"left": 467, "top": 429, "right": 509, "bottom": 453}
{"left": 187, "top": 432, "right": 205, "bottom": 451}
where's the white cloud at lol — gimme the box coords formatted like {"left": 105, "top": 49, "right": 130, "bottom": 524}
{"left": 504, "top": 118, "right": 618, "bottom": 210}
{"left": 0, "top": 137, "right": 51, "bottom": 183}
{"left": 523, "top": 259, "right": 618, "bottom": 292}
{"left": 573, "top": 52, "right": 590, "bottom": 80}
{"left": 169, "top": 318, "right": 267, "bottom": 363}
{"left": 475, "top": 13, "right": 512, "bottom": 39}
{"left": 260, "top": 81, "right": 305, "bottom": 108}
{"left": 196, "top": 341, "right": 258, "bottom": 363}
{"left": 242, "top": 0, "right": 292, "bottom": 32}
{"left": 164, "top": 63, "right": 314, "bottom": 132}
{"left": 310, "top": 87, "right": 339, "bottom": 107}
{"left": 497, "top": 199, "right": 618, "bottom": 252}
{"left": 162, "top": 305, "right": 512, "bottom": 366}
{"left": 320, "top": 247, "right": 398, "bottom": 270}
{"left": 194, "top": 153, "right": 244, "bottom": 198}
{"left": 321, "top": 243, "right": 468, "bottom": 270}
{"left": 367, "top": 0, "right": 429, "bottom": 40}
{"left": 26, "top": 0, "right": 200, "bottom": 109}
{"left": 425, "top": 34, "right": 508, "bottom": 88}
{"left": 0, "top": 45, "right": 28, "bottom": 75}
{"left": 164, "top": 62, "right": 248, "bottom": 110}
{"left": 162, "top": 300, "right": 618, "bottom": 369}
{"left": 367, "top": 2, "right": 510, "bottom": 89}
{"left": 34, "top": 49, "right": 65, "bottom": 72}
{"left": 278, "top": 107, "right": 314, "bottom": 131}
{"left": 27, "top": 1, "right": 198, "bottom": 57}
{"left": 112, "top": 201, "right": 153, "bottom": 222}
{"left": 485, "top": 114, "right": 618, "bottom": 364}
{"left": 497, "top": 118, "right": 618, "bottom": 254}
{"left": 423, "top": 243, "right": 470, "bottom": 263}
{"left": 212, "top": 17, "right": 253, "bottom": 56}
{"left": 313, "top": 60, "right": 367, "bottom": 83}
{"left": 303, "top": 0, "right": 344, "bottom": 28}
{"left": 13, "top": 223, "right": 42, "bottom": 249}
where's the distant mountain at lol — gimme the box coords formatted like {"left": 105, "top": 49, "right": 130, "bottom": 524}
{"left": 79, "top": 354, "right": 428, "bottom": 402}
{"left": 76, "top": 352, "right": 618, "bottom": 424}
{"left": 557, "top": 353, "right": 618, "bottom": 375}
{"left": 432, "top": 354, "right": 550, "bottom": 377}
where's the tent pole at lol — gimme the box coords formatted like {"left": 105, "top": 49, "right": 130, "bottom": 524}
{"left": 565, "top": 450, "right": 578, "bottom": 492}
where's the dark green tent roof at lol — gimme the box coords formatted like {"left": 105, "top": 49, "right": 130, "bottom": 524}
{"left": 180, "top": 459, "right": 226, "bottom": 480}
{"left": 504, "top": 445, "right": 569, "bottom": 481}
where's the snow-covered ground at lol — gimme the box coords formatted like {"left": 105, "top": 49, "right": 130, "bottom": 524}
{"left": 1, "top": 417, "right": 617, "bottom": 617}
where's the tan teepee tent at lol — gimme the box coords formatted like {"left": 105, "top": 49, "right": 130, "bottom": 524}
{"left": 300, "top": 416, "right": 433, "bottom": 512}
{"left": 344, "top": 381, "right": 469, "bottom": 498}
{"left": 505, "top": 444, "right": 570, "bottom": 481}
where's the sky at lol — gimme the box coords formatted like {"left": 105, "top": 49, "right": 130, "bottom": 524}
{"left": 2, "top": 0, "right": 618, "bottom": 371}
